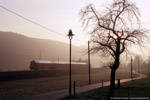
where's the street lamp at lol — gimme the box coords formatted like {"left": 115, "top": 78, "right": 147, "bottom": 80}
{"left": 67, "top": 29, "right": 74, "bottom": 96}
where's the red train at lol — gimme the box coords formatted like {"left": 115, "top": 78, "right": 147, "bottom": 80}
{"left": 29, "top": 60, "right": 87, "bottom": 70}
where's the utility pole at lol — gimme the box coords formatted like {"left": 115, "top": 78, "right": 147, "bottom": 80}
{"left": 57, "top": 57, "right": 59, "bottom": 63}
{"left": 39, "top": 50, "right": 41, "bottom": 60}
{"left": 148, "top": 62, "right": 149, "bottom": 73}
{"left": 138, "top": 58, "right": 140, "bottom": 73}
{"left": 131, "top": 57, "right": 133, "bottom": 80}
{"left": 88, "top": 41, "right": 91, "bottom": 85}
{"left": 135, "top": 61, "right": 136, "bottom": 72}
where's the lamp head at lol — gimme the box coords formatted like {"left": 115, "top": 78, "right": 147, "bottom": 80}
{"left": 67, "top": 29, "right": 74, "bottom": 40}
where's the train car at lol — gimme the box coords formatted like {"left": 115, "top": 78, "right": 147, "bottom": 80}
{"left": 29, "top": 60, "right": 87, "bottom": 70}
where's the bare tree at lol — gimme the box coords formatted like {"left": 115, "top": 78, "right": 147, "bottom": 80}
{"left": 80, "top": 0, "right": 148, "bottom": 88}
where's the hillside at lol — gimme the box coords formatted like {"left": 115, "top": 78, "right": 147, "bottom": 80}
{"left": 0, "top": 31, "right": 86, "bottom": 71}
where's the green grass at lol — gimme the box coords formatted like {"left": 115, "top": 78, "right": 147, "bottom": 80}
{"left": 0, "top": 68, "right": 137, "bottom": 100}
{"left": 60, "top": 70, "right": 150, "bottom": 100}
{"left": 61, "top": 78, "right": 150, "bottom": 100}
{"left": 0, "top": 76, "right": 69, "bottom": 100}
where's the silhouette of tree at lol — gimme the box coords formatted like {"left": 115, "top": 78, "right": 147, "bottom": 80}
{"left": 80, "top": 0, "right": 148, "bottom": 88}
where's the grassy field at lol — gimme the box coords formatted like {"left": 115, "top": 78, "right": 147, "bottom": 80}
{"left": 0, "top": 68, "right": 137, "bottom": 100}
{"left": 60, "top": 70, "right": 150, "bottom": 100}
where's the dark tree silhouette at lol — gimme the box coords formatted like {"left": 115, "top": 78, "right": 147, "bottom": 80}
{"left": 80, "top": 0, "right": 148, "bottom": 88}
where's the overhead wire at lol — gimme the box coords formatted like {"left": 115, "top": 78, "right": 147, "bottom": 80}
{"left": 0, "top": 5, "right": 66, "bottom": 37}
{"left": 0, "top": 5, "right": 87, "bottom": 43}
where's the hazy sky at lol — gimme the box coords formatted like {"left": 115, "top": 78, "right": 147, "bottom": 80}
{"left": 0, "top": 0, "right": 150, "bottom": 47}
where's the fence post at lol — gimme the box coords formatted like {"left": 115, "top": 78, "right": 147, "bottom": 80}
{"left": 127, "top": 86, "right": 130, "bottom": 99}
{"left": 74, "top": 81, "right": 76, "bottom": 97}
{"left": 102, "top": 80, "right": 103, "bottom": 87}
{"left": 118, "top": 79, "right": 120, "bottom": 88}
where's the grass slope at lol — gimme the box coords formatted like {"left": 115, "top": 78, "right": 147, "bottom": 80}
{"left": 0, "top": 68, "right": 134, "bottom": 100}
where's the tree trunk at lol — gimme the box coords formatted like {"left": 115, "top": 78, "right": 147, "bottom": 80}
{"left": 110, "top": 38, "right": 120, "bottom": 89}
{"left": 110, "top": 68, "right": 116, "bottom": 89}
{"left": 110, "top": 52, "right": 120, "bottom": 89}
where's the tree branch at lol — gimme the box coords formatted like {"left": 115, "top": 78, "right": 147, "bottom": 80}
{"left": 93, "top": 41, "right": 116, "bottom": 54}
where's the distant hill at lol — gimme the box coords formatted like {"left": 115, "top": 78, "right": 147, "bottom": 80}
{"left": 0, "top": 31, "right": 86, "bottom": 71}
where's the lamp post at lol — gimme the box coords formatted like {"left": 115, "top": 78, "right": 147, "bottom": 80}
{"left": 67, "top": 29, "right": 74, "bottom": 96}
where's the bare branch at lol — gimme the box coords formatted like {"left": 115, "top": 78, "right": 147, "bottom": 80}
{"left": 80, "top": 0, "right": 149, "bottom": 69}
{"left": 93, "top": 41, "right": 116, "bottom": 54}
